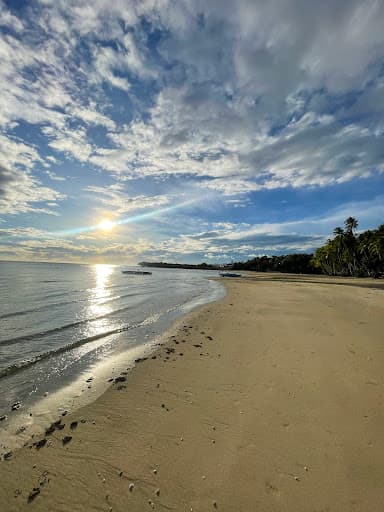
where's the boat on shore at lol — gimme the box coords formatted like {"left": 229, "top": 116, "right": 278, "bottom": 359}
{"left": 122, "top": 270, "right": 152, "bottom": 275}
{"left": 219, "top": 272, "right": 242, "bottom": 278}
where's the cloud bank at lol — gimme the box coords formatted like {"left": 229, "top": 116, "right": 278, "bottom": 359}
{"left": 0, "top": 0, "right": 383, "bottom": 260}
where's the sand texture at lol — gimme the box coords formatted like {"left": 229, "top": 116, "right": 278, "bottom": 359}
{"left": 1, "top": 274, "right": 384, "bottom": 511}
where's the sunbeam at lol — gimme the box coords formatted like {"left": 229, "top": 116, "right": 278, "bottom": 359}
{"left": 53, "top": 198, "right": 198, "bottom": 237}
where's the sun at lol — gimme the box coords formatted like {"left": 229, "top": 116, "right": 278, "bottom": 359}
{"left": 98, "top": 219, "right": 115, "bottom": 231}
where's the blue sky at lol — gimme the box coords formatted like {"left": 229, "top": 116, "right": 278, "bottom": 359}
{"left": 0, "top": 0, "right": 383, "bottom": 264}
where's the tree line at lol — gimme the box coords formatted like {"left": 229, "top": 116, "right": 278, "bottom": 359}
{"left": 232, "top": 218, "right": 383, "bottom": 277}
{"left": 311, "top": 217, "right": 383, "bottom": 277}
{"left": 139, "top": 261, "right": 220, "bottom": 270}
{"left": 140, "top": 218, "right": 383, "bottom": 278}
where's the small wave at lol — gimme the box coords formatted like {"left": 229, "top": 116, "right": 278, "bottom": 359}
{"left": 0, "top": 300, "right": 151, "bottom": 347}
{"left": 0, "top": 291, "right": 144, "bottom": 320}
{"left": 0, "top": 312, "right": 161, "bottom": 379}
{"left": 28, "top": 281, "right": 150, "bottom": 303}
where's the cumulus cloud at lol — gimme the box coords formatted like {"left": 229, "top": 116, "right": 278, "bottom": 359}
{"left": 0, "top": 165, "right": 65, "bottom": 215}
{"left": 0, "top": 134, "right": 65, "bottom": 215}
{"left": 85, "top": 183, "right": 169, "bottom": 214}
{"left": 2, "top": 193, "right": 383, "bottom": 262}
{"left": 1, "top": 0, "right": 383, "bottom": 191}
{"left": 1, "top": 0, "right": 384, "bottom": 262}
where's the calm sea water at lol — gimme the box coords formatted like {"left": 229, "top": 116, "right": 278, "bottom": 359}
{"left": 0, "top": 261, "right": 224, "bottom": 419}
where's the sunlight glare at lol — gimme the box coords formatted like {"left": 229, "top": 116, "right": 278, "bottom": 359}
{"left": 98, "top": 219, "right": 115, "bottom": 231}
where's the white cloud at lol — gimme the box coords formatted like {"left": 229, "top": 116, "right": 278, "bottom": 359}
{"left": 199, "top": 178, "right": 261, "bottom": 195}
{"left": 85, "top": 183, "right": 170, "bottom": 214}
{"left": 0, "top": 165, "right": 65, "bottom": 215}
{"left": 0, "top": 2, "right": 24, "bottom": 32}
{"left": 67, "top": 104, "right": 116, "bottom": 131}
{"left": 45, "top": 126, "right": 93, "bottom": 162}
{"left": 2, "top": 194, "right": 382, "bottom": 262}
{"left": 0, "top": 0, "right": 384, "bottom": 219}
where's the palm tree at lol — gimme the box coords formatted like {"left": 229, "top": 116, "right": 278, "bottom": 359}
{"left": 342, "top": 217, "right": 359, "bottom": 275}
{"left": 345, "top": 217, "right": 358, "bottom": 235}
{"left": 333, "top": 226, "right": 344, "bottom": 236}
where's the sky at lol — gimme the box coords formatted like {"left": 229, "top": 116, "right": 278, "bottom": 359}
{"left": 0, "top": 0, "right": 383, "bottom": 264}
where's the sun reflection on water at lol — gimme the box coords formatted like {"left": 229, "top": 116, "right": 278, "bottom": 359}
{"left": 88, "top": 264, "right": 115, "bottom": 318}
{"left": 71, "top": 265, "right": 117, "bottom": 359}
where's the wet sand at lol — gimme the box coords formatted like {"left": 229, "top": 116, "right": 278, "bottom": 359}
{"left": 1, "top": 274, "right": 384, "bottom": 511}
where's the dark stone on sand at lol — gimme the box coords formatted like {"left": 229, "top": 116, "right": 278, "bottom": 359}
{"left": 0, "top": 415, "right": 7, "bottom": 421}
{"left": 152, "top": 356, "right": 157, "bottom": 359}
{"left": 61, "top": 411, "right": 68, "bottom": 416}
{"left": 45, "top": 425, "right": 55, "bottom": 435}
{"left": 11, "top": 401, "right": 21, "bottom": 411}
{"left": 175, "top": 341, "right": 179, "bottom": 344}
{"left": 108, "top": 378, "right": 114, "bottom": 382}
{"left": 4, "top": 451, "right": 13, "bottom": 460}
{"left": 207, "top": 336, "right": 213, "bottom": 340}
{"left": 114, "top": 376, "right": 126, "bottom": 383}
{"left": 56, "top": 423, "right": 65, "bottom": 430}
{"left": 70, "top": 421, "right": 78, "bottom": 430}
{"left": 161, "top": 404, "right": 165, "bottom": 408}
{"left": 179, "top": 353, "right": 184, "bottom": 356}
{"left": 28, "top": 488, "right": 40, "bottom": 502}
{"left": 62, "top": 436, "right": 72, "bottom": 445}
{"left": 33, "top": 439, "right": 47, "bottom": 449}
{"left": 86, "top": 377, "right": 93, "bottom": 383}
{"left": 193, "top": 344, "right": 202, "bottom": 348}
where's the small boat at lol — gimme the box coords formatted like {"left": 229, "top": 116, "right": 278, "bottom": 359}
{"left": 122, "top": 270, "right": 152, "bottom": 275}
{"left": 219, "top": 272, "right": 242, "bottom": 278}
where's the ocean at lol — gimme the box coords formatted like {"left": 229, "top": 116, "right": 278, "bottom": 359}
{"left": 0, "top": 261, "right": 224, "bottom": 432}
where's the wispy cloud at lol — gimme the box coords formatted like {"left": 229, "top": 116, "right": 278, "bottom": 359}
{"left": 2, "top": 196, "right": 382, "bottom": 263}
{"left": 0, "top": 165, "right": 65, "bottom": 215}
{"left": 85, "top": 184, "right": 169, "bottom": 215}
{"left": 1, "top": 0, "right": 383, "bottom": 260}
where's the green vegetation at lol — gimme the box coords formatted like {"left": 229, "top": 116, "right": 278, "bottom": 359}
{"left": 232, "top": 253, "right": 317, "bottom": 274}
{"left": 139, "top": 261, "right": 220, "bottom": 270}
{"left": 311, "top": 218, "right": 384, "bottom": 277}
{"left": 233, "top": 218, "right": 383, "bottom": 277}
{"left": 140, "top": 218, "right": 383, "bottom": 278}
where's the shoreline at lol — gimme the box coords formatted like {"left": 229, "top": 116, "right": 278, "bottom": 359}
{"left": 1, "top": 274, "right": 384, "bottom": 511}
{"left": 0, "top": 278, "right": 226, "bottom": 453}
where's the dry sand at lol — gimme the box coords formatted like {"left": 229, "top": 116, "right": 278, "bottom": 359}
{"left": 1, "top": 274, "right": 384, "bottom": 511}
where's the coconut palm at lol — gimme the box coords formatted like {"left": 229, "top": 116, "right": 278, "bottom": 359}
{"left": 345, "top": 217, "right": 358, "bottom": 235}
